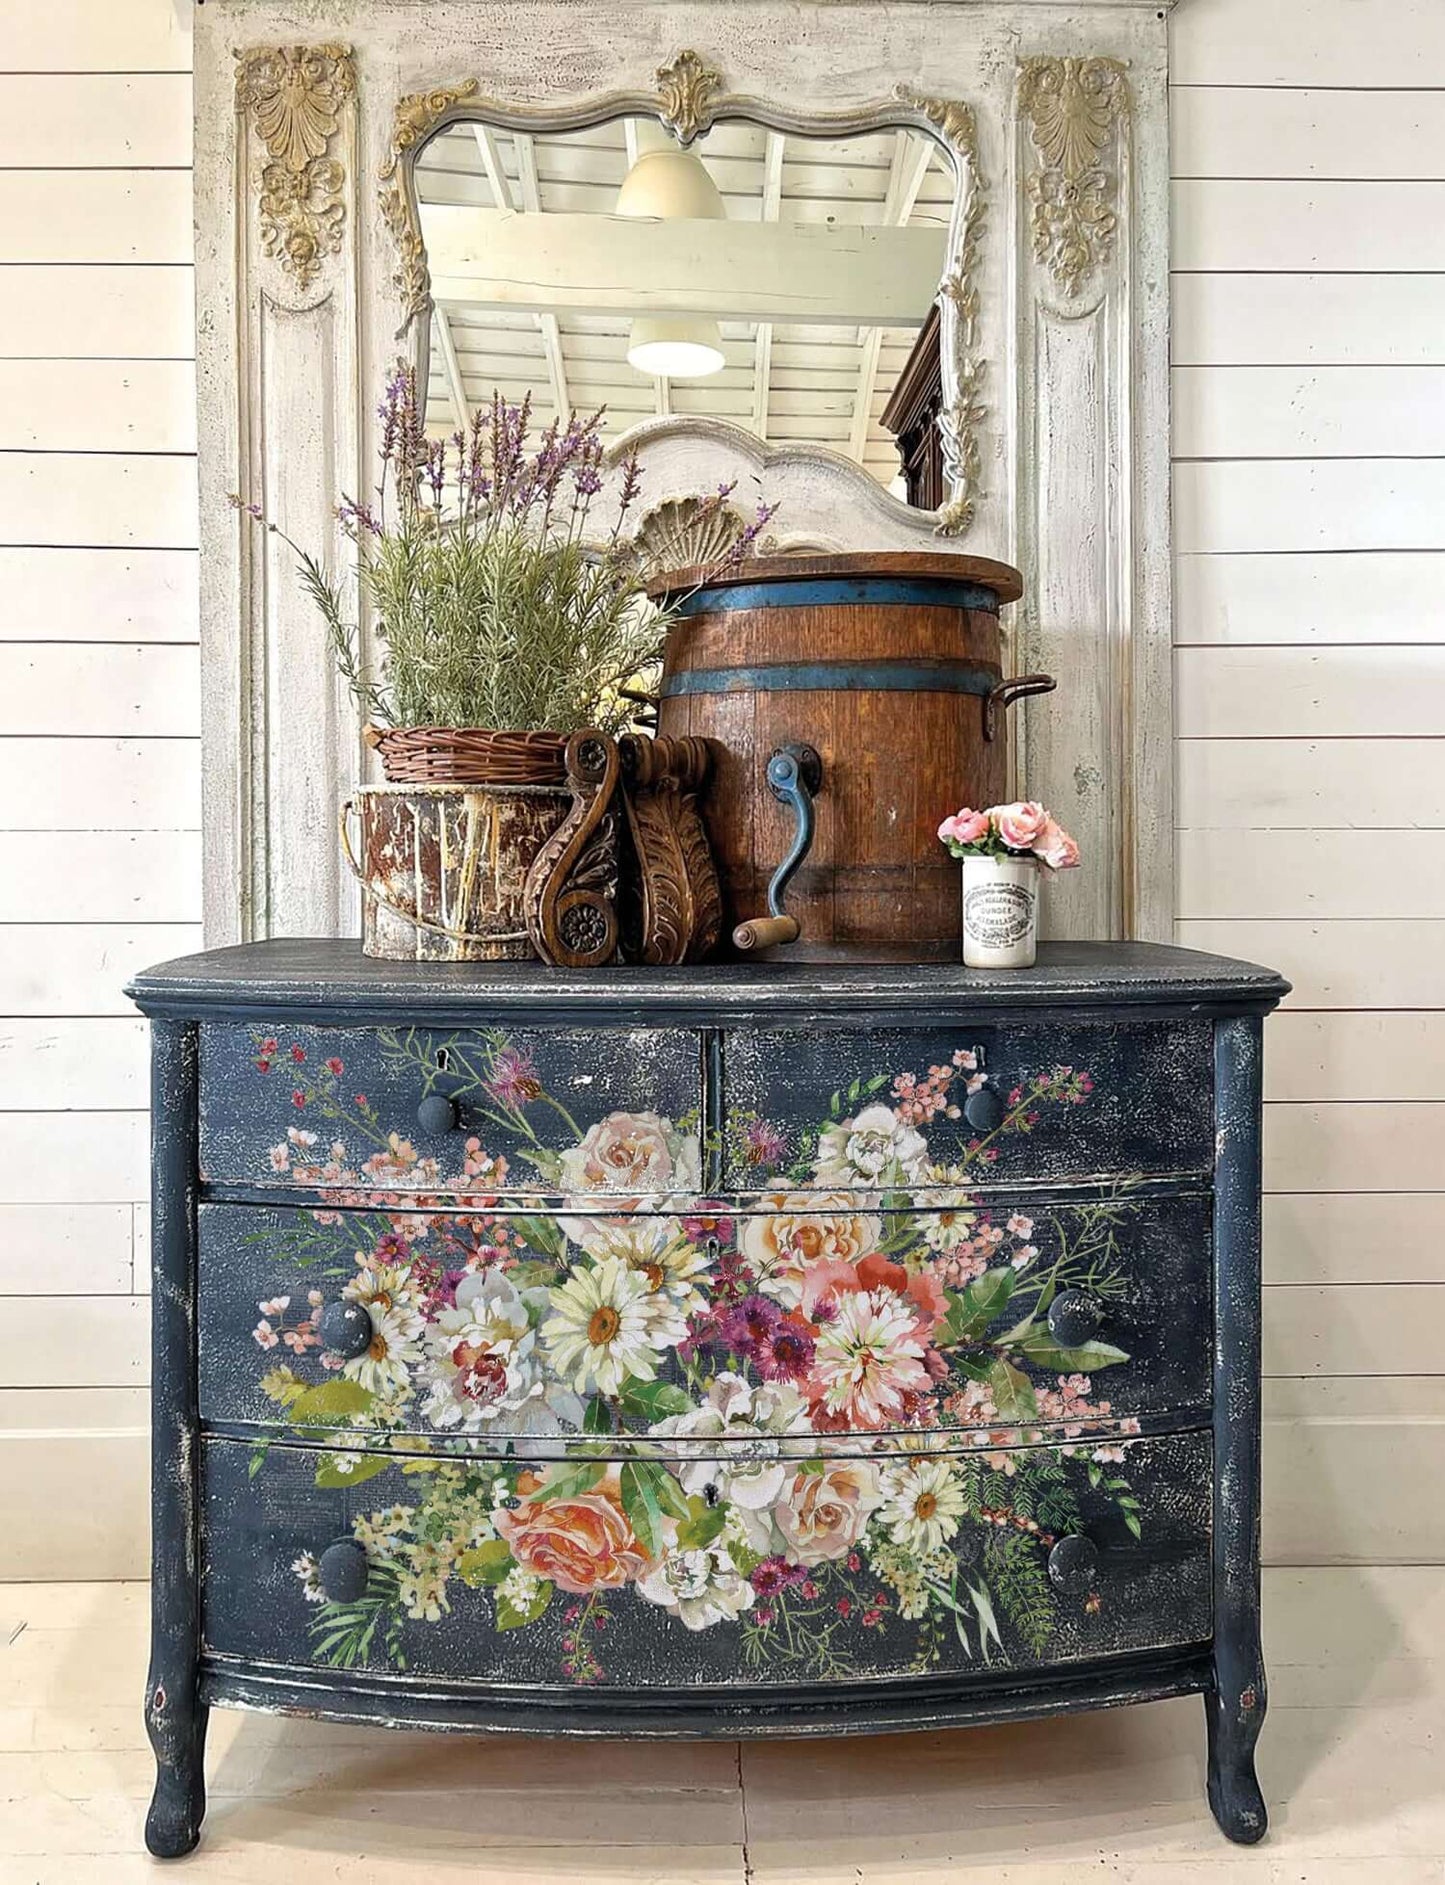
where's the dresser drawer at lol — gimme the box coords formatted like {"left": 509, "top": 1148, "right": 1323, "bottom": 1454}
{"left": 198, "top": 1189, "right": 1210, "bottom": 1443}
{"left": 721, "top": 1017, "right": 1214, "bottom": 1190}
{"left": 201, "top": 1428, "right": 1211, "bottom": 1688}
{"left": 198, "top": 1020, "right": 703, "bottom": 1200}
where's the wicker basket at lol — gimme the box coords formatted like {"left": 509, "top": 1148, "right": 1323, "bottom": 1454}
{"left": 365, "top": 725, "right": 569, "bottom": 787}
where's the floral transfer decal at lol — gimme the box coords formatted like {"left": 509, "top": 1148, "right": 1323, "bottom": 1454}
{"left": 243, "top": 1027, "right": 1147, "bottom": 1680}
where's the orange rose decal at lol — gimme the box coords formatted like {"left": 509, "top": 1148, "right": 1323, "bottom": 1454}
{"left": 496, "top": 1476, "right": 653, "bottom": 1595}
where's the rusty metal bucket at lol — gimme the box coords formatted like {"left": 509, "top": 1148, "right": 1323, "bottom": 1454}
{"left": 340, "top": 783, "right": 569, "bottom": 962}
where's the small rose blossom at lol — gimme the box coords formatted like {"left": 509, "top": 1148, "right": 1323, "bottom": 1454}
{"left": 994, "top": 801, "right": 1049, "bottom": 849}
{"left": 938, "top": 807, "right": 990, "bottom": 847}
{"left": 1034, "top": 816, "right": 1081, "bottom": 871}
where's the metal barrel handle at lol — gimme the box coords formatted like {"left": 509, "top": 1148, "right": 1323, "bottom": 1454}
{"left": 732, "top": 744, "right": 823, "bottom": 952}
{"left": 983, "top": 672, "right": 1057, "bottom": 742}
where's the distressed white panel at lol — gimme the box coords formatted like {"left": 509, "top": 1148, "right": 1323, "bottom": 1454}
{"left": 1266, "top": 1013, "right": 1445, "bottom": 1104}
{"left": 1178, "top": 739, "right": 1445, "bottom": 831}
{"left": 0, "top": 173, "right": 191, "bottom": 263}
{"left": 0, "top": 1019, "right": 148, "bottom": 1111}
{"left": 1266, "top": 1191, "right": 1445, "bottom": 1285}
{"left": 1263, "top": 1282, "right": 1442, "bottom": 1379}
{"left": 0, "top": 1114, "right": 148, "bottom": 1205}
{"left": 0, "top": 1203, "right": 134, "bottom": 1295}
{"left": 0, "top": 645, "right": 199, "bottom": 737}
{"left": 0, "top": 1428, "right": 149, "bottom": 1580}
{"left": 0, "top": 454, "right": 197, "bottom": 549}
{"left": 0, "top": 361, "right": 196, "bottom": 453}
{"left": 1173, "top": 367, "right": 1445, "bottom": 461}
{"left": 1, "top": 0, "right": 192, "bottom": 71}
{"left": 0, "top": 1296, "right": 148, "bottom": 1387}
{"left": 0, "top": 75, "right": 191, "bottom": 167}
{"left": 1175, "top": 459, "right": 1445, "bottom": 555}
{"left": 0, "top": 833, "right": 201, "bottom": 922}
{"left": 1176, "top": 647, "right": 1445, "bottom": 739}
{"left": 1265, "top": 1102, "right": 1445, "bottom": 1194}
{"left": 1171, "top": 87, "right": 1445, "bottom": 182}
{"left": 1176, "top": 919, "right": 1445, "bottom": 1012}
{"left": 0, "top": 739, "right": 200, "bottom": 830}
{"left": 1174, "top": 551, "right": 1445, "bottom": 646}
{"left": 0, "top": 925, "right": 200, "bottom": 1016}
{"left": 1173, "top": 275, "right": 1445, "bottom": 370}
{"left": 0, "top": 548, "right": 198, "bottom": 642}
{"left": 1172, "top": 181, "right": 1445, "bottom": 273}
{"left": 1171, "top": 0, "right": 1445, "bottom": 86}
{"left": 1179, "top": 831, "right": 1445, "bottom": 920}
{"left": 0, "top": 266, "right": 194, "bottom": 360}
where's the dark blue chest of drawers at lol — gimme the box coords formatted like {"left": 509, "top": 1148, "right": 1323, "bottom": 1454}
{"left": 128, "top": 939, "right": 1287, "bottom": 1857}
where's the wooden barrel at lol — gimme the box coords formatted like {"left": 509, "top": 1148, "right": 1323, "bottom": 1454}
{"left": 652, "top": 551, "right": 1030, "bottom": 961}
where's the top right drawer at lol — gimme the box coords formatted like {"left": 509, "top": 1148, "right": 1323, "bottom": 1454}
{"left": 722, "top": 1016, "right": 1214, "bottom": 1191}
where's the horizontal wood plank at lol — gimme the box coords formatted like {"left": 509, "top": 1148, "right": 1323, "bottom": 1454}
{"left": 0, "top": 74, "right": 190, "bottom": 168}
{"left": 1265, "top": 1192, "right": 1445, "bottom": 1285}
{"left": 1171, "top": 0, "right": 1445, "bottom": 86}
{"left": 1173, "top": 366, "right": 1445, "bottom": 460}
{"left": 0, "top": 1203, "right": 134, "bottom": 1295}
{"left": 1175, "top": 459, "right": 1445, "bottom": 555}
{"left": 0, "top": 547, "right": 197, "bottom": 642}
{"left": 0, "top": 924, "right": 200, "bottom": 1016}
{"left": 0, "top": 738, "right": 199, "bottom": 831}
{"left": 0, "top": 1111, "right": 147, "bottom": 1204}
{"left": 0, "top": 832, "right": 199, "bottom": 923}
{"left": 0, "top": 1018, "right": 147, "bottom": 1112}
{"left": 0, "top": 172, "right": 190, "bottom": 264}
{"left": 1266, "top": 1012, "right": 1445, "bottom": 1103}
{"left": 1171, "top": 87, "right": 1445, "bottom": 182}
{"left": 1266, "top": 1101, "right": 1445, "bottom": 1193}
{"left": 1181, "top": 830, "right": 1445, "bottom": 919}
{"left": 1177, "top": 738, "right": 1445, "bottom": 830}
{"left": 1172, "top": 181, "right": 1445, "bottom": 274}
{"left": 1172, "top": 274, "right": 1445, "bottom": 370}
{"left": 1174, "top": 550, "right": 1445, "bottom": 645}
{"left": 0, "top": 1430, "right": 149, "bottom": 1579}
{"left": 0, "top": 645, "right": 198, "bottom": 738}
{"left": 0, "top": 1295, "right": 147, "bottom": 1387}
{"left": 0, "top": 266, "right": 194, "bottom": 361}
{"left": 1176, "top": 918, "right": 1445, "bottom": 1010}
{"left": 0, "top": 0, "right": 192, "bottom": 71}
{"left": 1263, "top": 1281, "right": 1442, "bottom": 1378}
{"left": 1176, "top": 646, "right": 1445, "bottom": 738}
{"left": 0, "top": 453, "right": 195, "bottom": 549}
{"left": 0, "top": 360, "right": 195, "bottom": 454}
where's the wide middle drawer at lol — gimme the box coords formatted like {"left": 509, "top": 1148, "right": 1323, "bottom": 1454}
{"left": 198, "top": 1190, "right": 1211, "bottom": 1443}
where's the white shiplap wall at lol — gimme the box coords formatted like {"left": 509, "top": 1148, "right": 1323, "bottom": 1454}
{"left": 1171, "top": 0, "right": 1445, "bottom": 1562}
{"left": 0, "top": 0, "right": 198, "bottom": 1578}
{"left": 5, "top": 0, "right": 1442, "bottom": 1576}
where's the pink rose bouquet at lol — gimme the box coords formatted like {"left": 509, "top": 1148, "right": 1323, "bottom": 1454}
{"left": 937, "top": 801, "right": 1080, "bottom": 871}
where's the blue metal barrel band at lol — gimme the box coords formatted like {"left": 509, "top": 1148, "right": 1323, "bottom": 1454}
{"left": 669, "top": 576, "right": 1002, "bottom": 615}
{"left": 659, "top": 660, "right": 1001, "bottom": 699}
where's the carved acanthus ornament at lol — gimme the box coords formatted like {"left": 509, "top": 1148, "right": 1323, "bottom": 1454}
{"left": 655, "top": 50, "right": 723, "bottom": 146}
{"left": 235, "top": 44, "right": 355, "bottom": 292}
{"left": 379, "top": 80, "right": 481, "bottom": 329}
{"left": 1017, "top": 55, "right": 1130, "bottom": 299}
{"left": 895, "top": 86, "right": 986, "bottom": 539}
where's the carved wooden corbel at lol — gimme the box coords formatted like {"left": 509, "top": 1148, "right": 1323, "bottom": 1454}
{"left": 617, "top": 735, "right": 722, "bottom": 966}
{"left": 524, "top": 732, "right": 623, "bottom": 968}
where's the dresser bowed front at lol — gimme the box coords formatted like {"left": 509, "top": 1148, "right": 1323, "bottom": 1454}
{"left": 128, "top": 941, "right": 1287, "bottom": 1858}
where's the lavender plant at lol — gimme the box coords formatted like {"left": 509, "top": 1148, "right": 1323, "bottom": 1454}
{"left": 233, "top": 367, "right": 775, "bottom": 734}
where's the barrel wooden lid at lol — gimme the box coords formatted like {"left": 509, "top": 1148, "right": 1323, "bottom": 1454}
{"left": 647, "top": 548, "right": 1024, "bottom": 606}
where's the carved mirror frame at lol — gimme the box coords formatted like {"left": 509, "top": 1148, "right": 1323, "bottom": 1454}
{"left": 197, "top": 2, "right": 1173, "bottom": 952}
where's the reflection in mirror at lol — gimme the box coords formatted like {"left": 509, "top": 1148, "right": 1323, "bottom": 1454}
{"left": 413, "top": 115, "right": 954, "bottom": 503}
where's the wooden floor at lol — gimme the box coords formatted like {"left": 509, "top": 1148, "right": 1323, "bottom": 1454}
{"left": 1, "top": 1568, "right": 1442, "bottom": 1882}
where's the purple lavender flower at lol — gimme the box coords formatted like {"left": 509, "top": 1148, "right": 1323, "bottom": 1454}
{"left": 335, "top": 495, "right": 382, "bottom": 537}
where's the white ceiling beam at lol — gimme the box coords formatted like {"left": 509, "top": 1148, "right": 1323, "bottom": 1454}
{"left": 433, "top": 306, "right": 471, "bottom": 430}
{"left": 848, "top": 131, "right": 935, "bottom": 464}
{"left": 752, "top": 131, "right": 786, "bottom": 439}
{"left": 507, "top": 131, "right": 570, "bottom": 418}
{"left": 470, "top": 123, "right": 514, "bottom": 213}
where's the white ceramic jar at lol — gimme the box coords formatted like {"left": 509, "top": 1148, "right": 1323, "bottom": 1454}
{"left": 961, "top": 854, "right": 1039, "bottom": 968}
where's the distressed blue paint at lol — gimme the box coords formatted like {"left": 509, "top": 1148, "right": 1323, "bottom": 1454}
{"left": 670, "top": 576, "right": 1002, "bottom": 615}
{"left": 660, "top": 659, "right": 1001, "bottom": 699}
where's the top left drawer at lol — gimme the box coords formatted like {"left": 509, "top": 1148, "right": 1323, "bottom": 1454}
{"left": 198, "top": 1021, "right": 704, "bottom": 1201}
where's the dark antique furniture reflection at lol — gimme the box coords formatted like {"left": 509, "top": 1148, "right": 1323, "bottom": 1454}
{"left": 881, "top": 302, "right": 945, "bottom": 510}
{"left": 129, "top": 940, "right": 1286, "bottom": 1857}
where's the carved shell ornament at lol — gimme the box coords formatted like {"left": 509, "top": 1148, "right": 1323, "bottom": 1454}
{"left": 630, "top": 496, "right": 757, "bottom": 578}
{"left": 235, "top": 44, "right": 356, "bottom": 292}
{"left": 1017, "top": 56, "right": 1129, "bottom": 300}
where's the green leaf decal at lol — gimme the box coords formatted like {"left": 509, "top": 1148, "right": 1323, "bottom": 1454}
{"left": 1014, "top": 1330, "right": 1130, "bottom": 1373}
{"left": 456, "top": 1539, "right": 515, "bottom": 1588}
{"left": 675, "top": 1496, "right": 728, "bottom": 1552}
{"left": 312, "top": 1452, "right": 391, "bottom": 1490}
{"left": 527, "top": 1459, "right": 605, "bottom": 1503}
{"left": 286, "top": 1377, "right": 374, "bottom": 1425}
{"left": 618, "top": 1377, "right": 692, "bottom": 1421}
{"left": 942, "top": 1266, "right": 1016, "bottom": 1345}
{"left": 987, "top": 1357, "right": 1039, "bottom": 1420}
{"left": 619, "top": 1460, "right": 687, "bottom": 1559}
{"left": 495, "top": 1577, "right": 553, "bottom": 1631}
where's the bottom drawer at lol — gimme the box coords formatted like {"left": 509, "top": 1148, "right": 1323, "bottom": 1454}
{"left": 201, "top": 1430, "right": 1212, "bottom": 1689}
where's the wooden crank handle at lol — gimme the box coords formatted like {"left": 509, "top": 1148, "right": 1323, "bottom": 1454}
{"left": 983, "top": 673, "right": 1056, "bottom": 742}
{"left": 732, "top": 915, "right": 802, "bottom": 952}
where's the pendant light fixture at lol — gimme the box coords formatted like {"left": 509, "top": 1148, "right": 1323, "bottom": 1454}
{"left": 616, "top": 126, "right": 727, "bottom": 379}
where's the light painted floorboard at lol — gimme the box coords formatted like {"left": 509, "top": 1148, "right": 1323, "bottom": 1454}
{"left": 0, "top": 1570, "right": 1442, "bottom": 1880}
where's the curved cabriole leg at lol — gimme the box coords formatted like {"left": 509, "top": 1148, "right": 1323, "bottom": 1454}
{"left": 1208, "top": 1015, "right": 1269, "bottom": 1845}
{"left": 144, "top": 1018, "right": 208, "bottom": 1857}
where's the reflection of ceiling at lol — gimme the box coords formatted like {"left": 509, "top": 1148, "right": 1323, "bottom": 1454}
{"left": 414, "top": 119, "right": 953, "bottom": 490}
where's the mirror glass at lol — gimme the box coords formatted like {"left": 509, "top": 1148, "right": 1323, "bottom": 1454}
{"left": 412, "top": 114, "right": 954, "bottom": 500}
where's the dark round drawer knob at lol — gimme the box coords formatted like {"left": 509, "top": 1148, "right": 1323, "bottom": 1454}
{"left": 315, "top": 1298, "right": 373, "bottom": 1361}
{"left": 1047, "top": 1289, "right": 1104, "bottom": 1349}
{"left": 316, "top": 1537, "right": 370, "bottom": 1604}
{"left": 1048, "top": 1533, "right": 1099, "bottom": 1595}
{"left": 416, "top": 1092, "right": 459, "bottom": 1135}
{"left": 963, "top": 1084, "right": 1007, "bottom": 1134}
